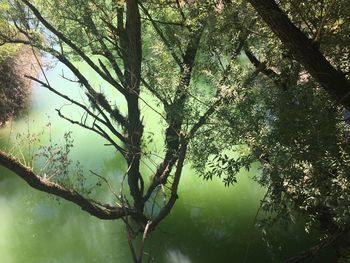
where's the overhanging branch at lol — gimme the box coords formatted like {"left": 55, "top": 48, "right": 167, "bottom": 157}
{"left": 0, "top": 151, "right": 135, "bottom": 220}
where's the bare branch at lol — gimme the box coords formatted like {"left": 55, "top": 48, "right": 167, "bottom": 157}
{"left": 0, "top": 151, "right": 135, "bottom": 220}
{"left": 141, "top": 16, "right": 184, "bottom": 27}
{"left": 26, "top": 75, "right": 127, "bottom": 145}
{"left": 140, "top": 77, "right": 169, "bottom": 106}
{"left": 56, "top": 108, "right": 126, "bottom": 154}
{"left": 19, "top": 0, "right": 127, "bottom": 96}
{"left": 188, "top": 98, "right": 222, "bottom": 138}
{"left": 149, "top": 133, "right": 187, "bottom": 230}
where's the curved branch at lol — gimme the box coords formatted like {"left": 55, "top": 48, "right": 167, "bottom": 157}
{"left": 0, "top": 151, "right": 136, "bottom": 220}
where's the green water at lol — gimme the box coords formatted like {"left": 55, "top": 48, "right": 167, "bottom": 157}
{"left": 0, "top": 63, "right": 335, "bottom": 262}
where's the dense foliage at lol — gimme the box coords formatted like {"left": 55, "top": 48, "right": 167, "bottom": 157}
{"left": 189, "top": 1, "right": 350, "bottom": 259}
{"left": 0, "top": 45, "right": 30, "bottom": 125}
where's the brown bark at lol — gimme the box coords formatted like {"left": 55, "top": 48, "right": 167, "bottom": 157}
{"left": 0, "top": 151, "right": 136, "bottom": 220}
{"left": 124, "top": 0, "right": 144, "bottom": 213}
{"left": 247, "top": 0, "right": 350, "bottom": 110}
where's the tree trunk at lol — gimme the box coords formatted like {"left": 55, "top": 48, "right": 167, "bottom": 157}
{"left": 247, "top": 0, "right": 350, "bottom": 110}
{"left": 124, "top": 0, "right": 144, "bottom": 213}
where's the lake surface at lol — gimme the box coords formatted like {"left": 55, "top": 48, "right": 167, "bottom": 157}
{"left": 0, "top": 63, "right": 335, "bottom": 262}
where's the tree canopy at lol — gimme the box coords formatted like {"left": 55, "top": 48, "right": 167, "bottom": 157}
{"left": 0, "top": 0, "right": 350, "bottom": 262}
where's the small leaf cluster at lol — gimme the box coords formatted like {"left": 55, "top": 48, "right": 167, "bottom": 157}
{"left": 202, "top": 152, "right": 254, "bottom": 186}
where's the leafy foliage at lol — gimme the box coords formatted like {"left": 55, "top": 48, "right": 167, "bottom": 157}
{"left": 0, "top": 46, "right": 30, "bottom": 124}
{"left": 187, "top": 0, "right": 350, "bottom": 240}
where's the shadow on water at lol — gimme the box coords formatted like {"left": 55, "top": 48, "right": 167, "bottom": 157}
{"left": 144, "top": 168, "right": 335, "bottom": 263}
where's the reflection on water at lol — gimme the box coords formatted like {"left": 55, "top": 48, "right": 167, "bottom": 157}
{"left": 0, "top": 63, "right": 335, "bottom": 262}
{"left": 166, "top": 249, "right": 192, "bottom": 263}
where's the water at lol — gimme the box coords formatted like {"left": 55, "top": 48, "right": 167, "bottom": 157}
{"left": 0, "top": 63, "right": 335, "bottom": 262}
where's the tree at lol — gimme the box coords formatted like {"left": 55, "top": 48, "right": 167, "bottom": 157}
{"left": 0, "top": 1, "right": 229, "bottom": 262}
{"left": 0, "top": 0, "right": 350, "bottom": 262}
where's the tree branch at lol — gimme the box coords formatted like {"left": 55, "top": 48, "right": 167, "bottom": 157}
{"left": 139, "top": 3, "right": 183, "bottom": 66}
{"left": 124, "top": 0, "right": 144, "bottom": 213}
{"left": 142, "top": 30, "right": 202, "bottom": 203}
{"left": 244, "top": 47, "right": 287, "bottom": 90}
{"left": 26, "top": 75, "right": 127, "bottom": 145}
{"left": 19, "top": 0, "right": 127, "bottom": 96}
{"left": 0, "top": 151, "right": 135, "bottom": 220}
{"left": 55, "top": 108, "right": 126, "bottom": 154}
{"left": 149, "top": 133, "right": 187, "bottom": 231}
